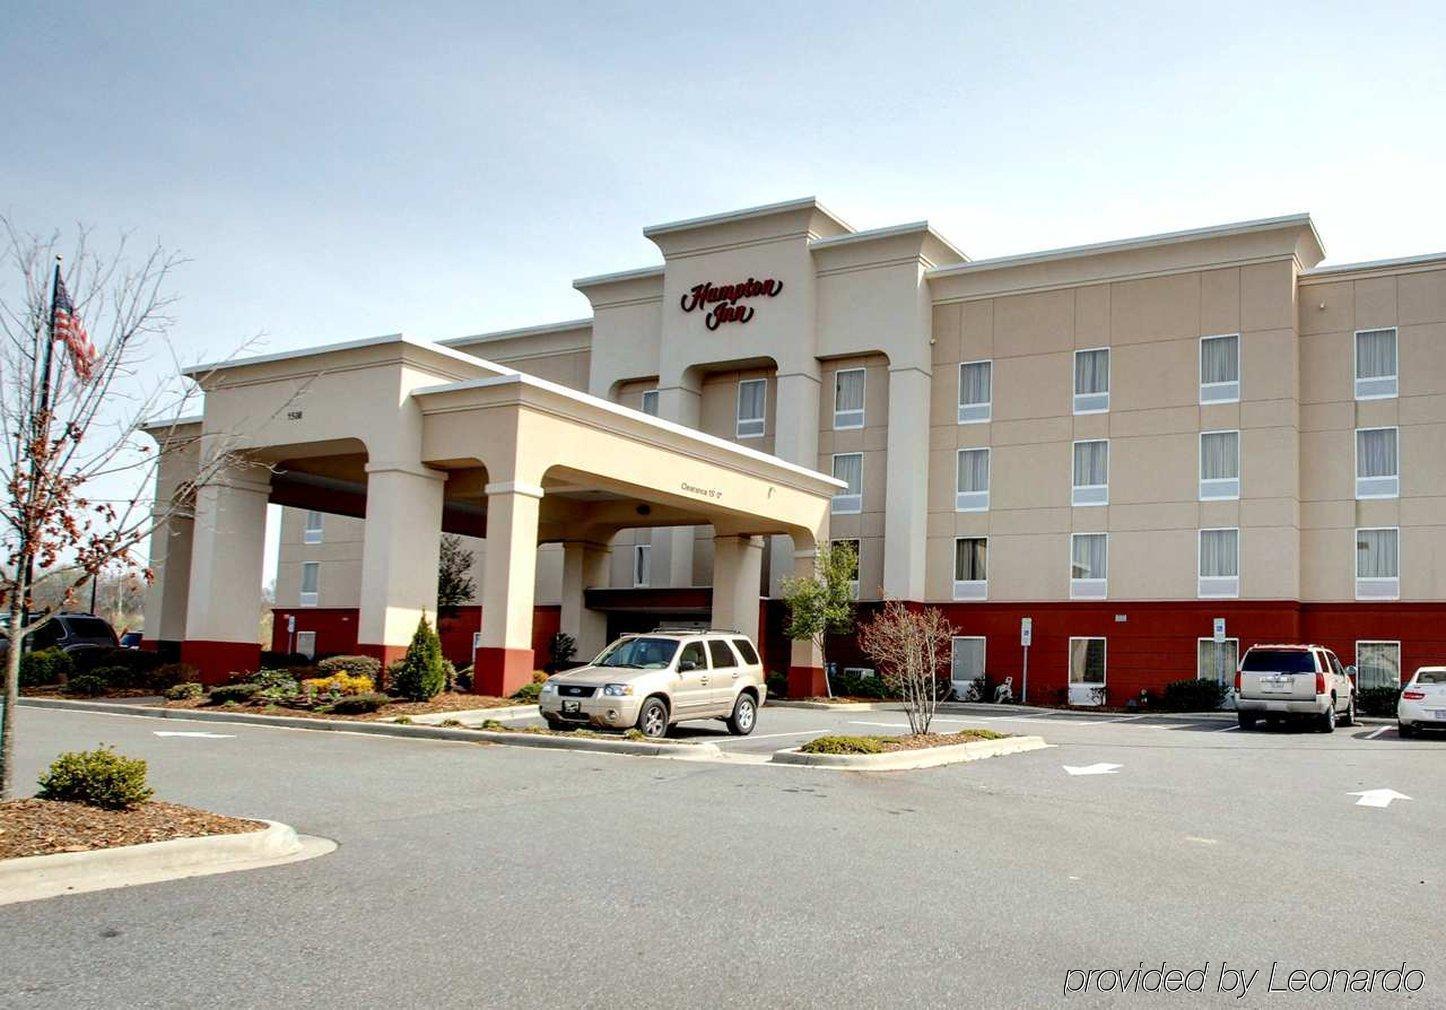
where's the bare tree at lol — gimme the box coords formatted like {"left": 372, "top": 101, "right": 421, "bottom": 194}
{"left": 0, "top": 220, "right": 262, "bottom": 798}
{"left": 857, "top": 601, "right": 955, "bottom": 735}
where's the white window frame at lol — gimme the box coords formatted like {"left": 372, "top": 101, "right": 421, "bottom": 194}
{"left": 1072, "top": 347, "right": 1110, "bottom": 414}
{"left": 1354, "top": 328, "right": 1398, "bottom": 400}
{"left": 1199, "top": 429, "right": 1241, "bottom": 501}
{"left": 1354, "top": 639, "right": 1402, "bottom": 690}
{"left": 1196, "top": 637, "right": 1239, "bottom": 687}
{"left": 302, "top": 510, "right": 324, "bottom": 545}
{"left": 952, "top": 536, "right": 988, "bottom": 601}
{"left": 1067, "top": 636, "right": 1107, "bottom": 707}
{"left": 1354, "top": 426, "right": 1400, "bottom": 499}
{"left": 632, "top": 543, "right": 652, "bottom": 588}
{"left": 1071, "top": 438, "right": 1109, "bottom": 507}
{"left": 735, "top": 378, "right": 767, "bottom": 439}
{"left": 299, "top": 561, "right": 320, "bottom": 607}
{"left": 1355, "top": 526, "right": 1400, "bottom": 600}
{"left": 295, "top": 630, "right": 317, "bottom": 660}
{"left": 831, "top": 452, "right": 863, "bottom": 514}
{"left": 832, "top": 367, "right": 866, "bottom": 430}
{"left": 1199, "top": 333, "right": 1241, "bottom": 404}
{"left": 1069, "top": 532, "right": 1108, "bottom": 599}
{"left": 640, "top": 388, "right": 659, "bottom": 416}
{"left": 954, "top": 447, "right": 990, "bottom": 512}
{"left": 957, "top": 360, "right": 992, "bottom": 424}
{"left": 950, "top": 635, "right": 987, "bottom": 694}
{"left": 1197, "top": 527, "right": 1240, "bottom": 599}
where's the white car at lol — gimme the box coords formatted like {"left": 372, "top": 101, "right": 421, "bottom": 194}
{"left": 1398, "top": 667, "right": 1446, "bottom": 738}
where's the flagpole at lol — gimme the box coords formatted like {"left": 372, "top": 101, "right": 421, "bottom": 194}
{"left": 20, "top": 257, "right": 62, "bottom": 631}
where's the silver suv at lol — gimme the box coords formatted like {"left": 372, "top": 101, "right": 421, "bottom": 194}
{"left": 1235, "top": 644, "right": 1357, "bottom": 732}
{"left": 538, "top": 631, "right": 767, "bottom": 739}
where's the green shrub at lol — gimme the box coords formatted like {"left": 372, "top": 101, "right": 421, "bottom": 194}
{"left": 164, "top": 681, "right": 204, "bottom": 701}
{"left": 36, "top": 746, "right": 153, "bottom": 810}
{"left": 511, "top": 681, "right": 543, "bottom": 702}
{"left": 145, "top": 663, "right": 197, "bottom": 691}
{"left": 316, "top": 654, "right": 382, "bottom": 681}
{"left": 249, "top": 668, "right": 301, "bottom": 695}
{"left": 799, "top": 735, "right": 886, "bottom": 755}
{"left": 20, "top": 648, "right": 73, "bottom": 687}
{"left": 64, "top": 674, "right": 108, "bottom": 697}
{"left": 389, "top": 617, "right": 445, "bottom": 701}
{"left": 1158, "top": 678, "right": 1230, "bottom": 712}
{"left": 208, "top": 683, "right": 260, "bottom": 705}
{"left": 1358, "top": 685, "right": 1401, "bottom": 718}
{"left": 828, "top": 669, "right": 895, "bottom": 700}
{"left": 454, "top": 664, "right": 473, "bottom": 692}
{"left": 72, "top": 646, "right": 162, "bottom": 677}
{"left": 393, "top": 715, "right": 413, "bottom": 725}
{"left": 765, "top": 670, "right": 788, "bottom": 698}
{"left": 442, "top": 658, "right": 458, "bottom": 693}
{"left": 260, "top": 650, "right": 309, "bottom": 668}
{"left": 324, "top": 692, "right": 389, "bottom": 715}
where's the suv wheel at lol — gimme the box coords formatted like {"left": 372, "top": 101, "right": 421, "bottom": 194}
{"left": 1341, "top": 696, "right": 1357, "bottom": 727}
{"left": 726, "top": 693, "right": 757, "bottom": 736}
{"left": 636, "top": 697, "right": 669, "bottom": 739}
{"left": 1237, "top": 711, "right": 1257, "bottom": 730}
{"left": 1319, "top": 703, "right": 1336, "bottom": 734}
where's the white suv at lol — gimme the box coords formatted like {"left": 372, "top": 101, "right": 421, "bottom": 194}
{"left": 1235, "top": 644, "right": 1357, "bottom": 732}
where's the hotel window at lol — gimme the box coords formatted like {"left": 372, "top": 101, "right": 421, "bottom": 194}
{"left": 641, "top": 389, "right": 659, "bottom": 416}
{"left": 1197, "top": 638, "right": 1239, "bottom": 687}
{"left": 833, "top": 368, "right": 865, "bottom": 429}
{"left": 295, "top": 631, "right": 317, "bottom": 660}
{"left": 953, "top": 536, "right": 987, "bottom": 600}
{"left": 833, "top": 538, "right": 861, "bottom": 599}
{"left": 1069, "top": 532, "right": 1108, "bottom": 599}
{"left": 1198, "top": 528, "right": 1239, "bottom": 598}
{"left": 950, "top": 636, "right": 987, "bottom": 695}
{"left": 1355, "top": 527, "right": 1399, "bottom": 600}
{"left": 1068, "top": 637, "right": 1107, "bottom": 706}
{"left": 299, "top": 562, "right": 319, "bottom": 607}
{"left": 1073, "top": 348, "right": 1110, "bottom": 414}
{"left": 1199, "top": 430, "right": 1240, "bottom": 500}
{"left": 736, "top": 378, "right": 766, "bottom": 438}
{"left": 632, "top": 543, "right": 652, "bottom": 588}
{"left": 302, "top": 510, "right": 324, "bottom": 545}
{"left": 957, "top": 360, "right": 992, "bottom": 424}
{"left": 1200, "top": 334, "right": 1240, "bottom": 403}
{"left": 831, "top": 453, "right": 863, "bottom": 514}
{"left": 1072, "top": 439, "right": 1109, "bottom": 506}
{"left": 955, "top": 447, "right": 990, "bottom": 512}
{"left": 1355, "top": 328, "right": 1398, "bottom": 399}
{"left": 1355, "top": 640, "right": 1402, "bottom": 690}
{"left": 1355, "top": 427, "right": 1399, "bottom": 498}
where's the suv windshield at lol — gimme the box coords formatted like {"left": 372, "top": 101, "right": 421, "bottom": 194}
{"left": 595, "top": 637, "right": 680, "bottom": 670}
{"left": 1242, "top": 649, "right": 1316, "bottom": 673}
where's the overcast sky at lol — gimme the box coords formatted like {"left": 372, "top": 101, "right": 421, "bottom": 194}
{"left": 5, "top": 1, "right": 1444, "bottom": 589}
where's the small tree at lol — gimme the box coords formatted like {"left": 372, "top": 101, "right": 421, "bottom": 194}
{"left": 436, "top": 533, "right": 475, "bottom": 611}
{"left": 780, "top": 540, "right": 858, "bottom": 698}
{"left": 857, "top": 601, "right": 955, "bottom": 735}
{"left": 548, "top": 631, "right": 577, "bottom": 671}
{"left": 390, "top": 615, "right": 445, "bottom": 701}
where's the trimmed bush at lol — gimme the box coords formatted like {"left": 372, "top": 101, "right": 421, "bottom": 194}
{"left": 251, "top": 668, "right": 301, "bottom": 693}
{"left": 828, "top": 668, "right": 895, "bottom": 700}
{"left": 511, "top": 681, "right": 543, "bottom": 702}
{"left": 316, "top": 654, "right": 382, "bottom": 681}
{"left": 260, "top": 650, "right": 309, "bottom": 669}
{"left": 1159, "top": 678, "right": 1231, "bottom": 712}
{"left": 36, "top": 746, "right": 153, "bottom": 810}
{"left": 442, "top": 658, "right": 458, "bottom": 693}
{"left": 1358, "top": 685, "right": 1401, "bottom": 718}
{"left": 301, "top": 673, "right": 373, "bottom": 697}
{"left": 390, "top": 616, "right": 445, "bottom": 702}
{"left": 799, "top": 735, "right": 886, "bottom": 755}
{"left": 208, "top": 683, "right": 260, "bottom": 705}
{"left": 145, "top": 663, "right": 196, "bottom": 691}
{"left": 454, "top": 664, "right": 473, "bottom": 693}
{"left": 72, "top": 646, "right": 162, "bottom": 677}
{"left": 164, "top": 681, "right": 204, "bottom": 701}
{"left": 19, "top": 648, "right": 73, "bottom": 687}
{"left": 324, "top": 692, "right": 389, "bottom": 715}
{"left": 765, "top": 670, "right": 788, "bottom": 698}
{"left": 64, "top": 674, "right": 108, "bottom": 697}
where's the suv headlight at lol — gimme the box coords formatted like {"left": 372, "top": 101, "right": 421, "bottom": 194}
{"left": 540, "top": 682, "right": 558, "bottom": 694}
{"left": 601, "top": 684, "right": 634, "bottom": 697}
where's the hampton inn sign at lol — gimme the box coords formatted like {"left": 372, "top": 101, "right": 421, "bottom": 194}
{"left": 679, "top": 277, "right": 783, "bottom": 329}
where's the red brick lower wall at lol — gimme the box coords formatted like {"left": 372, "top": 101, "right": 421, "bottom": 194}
{"left": 270, "top": 605, "right": 562, "bottom": 670}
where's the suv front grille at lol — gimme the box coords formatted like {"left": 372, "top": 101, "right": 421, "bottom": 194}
{"left": 559, "top": 685, "right": 597, "bottom": 698}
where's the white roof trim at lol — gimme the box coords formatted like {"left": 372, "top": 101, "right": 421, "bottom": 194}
{"left": 412, "top": 369, "right": 846, "bottom": 489}
{"left": 809, "top": 220, "right": 969, "bottom": 262}
{"left": 1302, "top": 250, "right": 1446, "bottom": 277}
{"left": 642, "top": 196, "right": 853, "bottom": 239}
{"left": 571, "top": 265, "right": 665, "bottom": 290}
{"left": 439, "top": 317, "right": 593, "bottom": 348}
{"left": 141, "top": 414, "right": 204, "bottom": 432}
{"left": 926, "top": 213, "right": 1322, "bottom": 279}
{"left": 182, "top": 333, "right": 488, "bottom": 378}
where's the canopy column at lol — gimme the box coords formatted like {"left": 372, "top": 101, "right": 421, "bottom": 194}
{"left": 711, "top": 534, "right": 763, "bottom": 644}
{"left": 476, "top": 481, "right": 542, "bottom": 695}
{"left": 560, "top": 540, "right": 610, "bottom": 664}
{"left": 785, "top": 545, "right": 827, "bottom": 698}
{"left": 356, "top": 462, "right": 446, "bottom": 669}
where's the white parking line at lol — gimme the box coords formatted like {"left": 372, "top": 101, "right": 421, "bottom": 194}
{"left": 1365, "top": 725, "right": 1391, "bottom": 740}
{"left": 1214, "top": 725, "right": 1239, "bottom": 732}
{"left": 712, "top": 730, "right": 827, "bottom": 745}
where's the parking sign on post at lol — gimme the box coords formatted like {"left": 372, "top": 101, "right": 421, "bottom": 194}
{"left": 1020, "top": 618, "right": 1032, "bottom": 703}
{"left": 1213, "top": 617, "right": 1226, "bottom": 643}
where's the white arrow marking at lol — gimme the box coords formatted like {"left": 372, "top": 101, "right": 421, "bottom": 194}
{"left": 1064, "top": 762, "right": 1122, "bottom": 776}
{"left": 153, "top": 731, "right": 235, "bottom": 739}
{"left": 1349, "top": 788, "right": 1411, "bottom": 808}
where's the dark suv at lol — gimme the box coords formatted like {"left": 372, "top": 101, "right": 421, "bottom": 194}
{"left": 22, "top": 613, "right": 120, "bottom": 662}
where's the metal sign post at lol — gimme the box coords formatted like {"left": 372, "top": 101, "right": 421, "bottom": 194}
{"left": 1020, "top": 617, "right": 1033, "bottom": 703}
{"left": 1213, "top": 617, "right": 1226, "bottom": 688}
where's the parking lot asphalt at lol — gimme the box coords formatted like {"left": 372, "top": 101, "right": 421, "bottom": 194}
{"left": 2, "top": 704, "right": 1441, "bottom": 1009}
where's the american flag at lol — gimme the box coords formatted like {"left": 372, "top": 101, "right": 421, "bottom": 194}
{"left": 52, "top": 274, "right": 98, "bottom": 382}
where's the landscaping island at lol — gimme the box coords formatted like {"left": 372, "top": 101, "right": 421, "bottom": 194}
{"left": 0, "top": 798, "right": 261, "bottom": 860}
{"left": 799, "top": 728, "right": 1008, "bottom": 755}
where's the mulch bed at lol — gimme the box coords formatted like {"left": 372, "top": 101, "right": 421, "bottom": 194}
{"left": 157, "top": 691, "right": 525, "bottom": 722}
{"left": 874, "top": 730, "right": 1008, "bottom": 751}
{"left": 0, "top": 799, "right": 264, "bottom": 860}
{"left": 22, "top": 686, "right": 157, "bottom": 699}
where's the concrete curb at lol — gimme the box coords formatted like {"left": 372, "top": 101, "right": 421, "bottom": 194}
{"left": 0, "top": 819, "right": 335, "bottom": 906}
{"left": 18, "top": 697, "right": 720, "bottom": 758}
{"left": 771, "top": 734, "right": 1049, "bottom": 771}
{"left": 385, "top": 704, "right": 539, "bottom": 725}
{"left": 770, "top": 700, "right": 897, "bottom": 711}
{"left": 774, "top": 698, "right": 1394, "bottom": 726}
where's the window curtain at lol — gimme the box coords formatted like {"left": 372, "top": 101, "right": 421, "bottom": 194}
{"left": 1074, "top": 349, "right": 1109, "bottom": 395}
{"left": 835, "top": 370, "right": 864, "bottom": 412}
{"left": 1071, "top": 533, "right": 1107, "bottom": 579}
{"left": 305, "top": 510, "right": 323, "bottom": 531}
{"left": 955, "top": 537, "right": 987, "bottom": 581}
{"left": 1069, "top": 638, "right": 1106, "bottom": 684}
{"left": 1356, "top": 428, "right": 1398, "bottom": 477}
{"left": 1201, "top": 431, "right": 1239, "bottom": 479}
{"left": 1356, "top": 329, "right": 1397, "bottom": 380}
{"left": 1199, "top": 529, "right": 1239, "bottom": 577}
{"left": 1356, "top": 642, "right": 1401, "bottom": 689}
{"left": 951, "top": 638, "right": 985, "bottom": 680}
{"left": 1073, "top": 440, "right": 1108, "bottom": 486}
{"left": 957, "top": 448, "right": 989, "bottom": 493}
{"left": 1357, "top": 528, "right": 1399, "bottom": 578}
{"left": 833, "top": 453, "right": 863, "bottom": 494}
{"left": 1196, "top": 639, "right": 1239, "bottom": 681}
{"left": 959, "top": 361, "right": 991, "bottom": 406}
{"left": 737, "top": 380, "right": 765, "bottom": 421}
{"left": 1201, "top": 335, "right": 1239, "bottom": 383}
